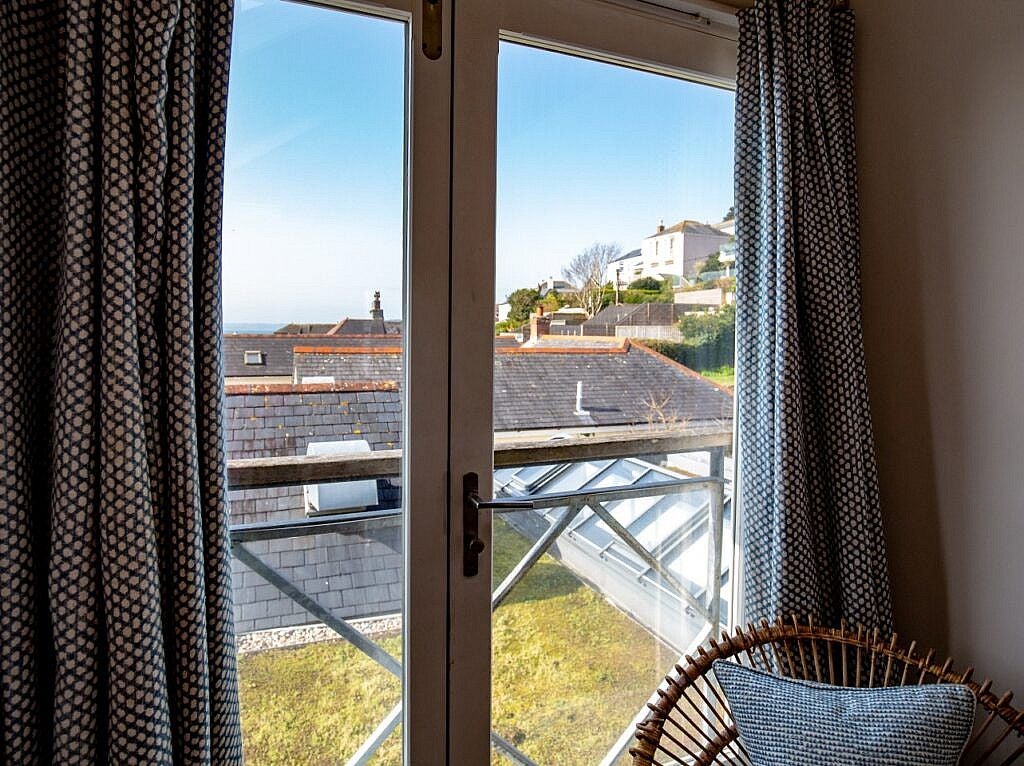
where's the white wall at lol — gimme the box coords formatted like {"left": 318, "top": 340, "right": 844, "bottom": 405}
{"left": 854, "top": 0, "right": 1024, "bottom": 692}
{"left": 640, "top": 231, "right": 686, "bottom": 278}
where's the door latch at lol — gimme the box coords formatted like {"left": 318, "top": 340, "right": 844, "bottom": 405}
{"left": 463, "top": 472, "right": 533, "bottom": 577}
{"left": 422, "top": 0, "right": 442, "bottom": 60}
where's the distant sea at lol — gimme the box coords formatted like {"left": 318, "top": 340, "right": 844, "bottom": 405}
{"left": 223, "top": 322, "right": 281, "bottom": 335}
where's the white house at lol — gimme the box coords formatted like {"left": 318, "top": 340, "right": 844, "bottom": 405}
{"left": 607, "top": 219, "right": 732, "bottom": 286}
{"left": 537, "top": 276, "right": 577, "bottom": 297}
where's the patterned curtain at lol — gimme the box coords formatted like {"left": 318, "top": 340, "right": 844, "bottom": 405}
{"left": 735, "top": 0, "right": 894, "bottom": 631}
{"left": 0, "top": 1, "right": 242, "bottom": 762}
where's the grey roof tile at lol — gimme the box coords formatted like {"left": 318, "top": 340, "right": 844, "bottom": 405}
{"left": 224, "top": 334, "right": 401, "bottom": 378}
{"left": 491, "top": 345, "right": 732, "bottom": 431}
{"left": 227, "top": 343, "right": 731, "bottom": 451}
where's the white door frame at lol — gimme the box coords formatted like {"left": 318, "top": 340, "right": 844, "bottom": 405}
{"left": 448, "top": 1, "right": 737, "bottom": 761}
{"left": 402, "top": 0, "right": 452, "bottom": 762}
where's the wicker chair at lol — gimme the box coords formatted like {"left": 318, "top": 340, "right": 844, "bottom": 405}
{"left": 630, "top": 616, "right": 1024, "bottom": 766}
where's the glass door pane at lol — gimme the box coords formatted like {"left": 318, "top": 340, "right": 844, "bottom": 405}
{"left": 222, "top": 1, "right": 450, "bottom": 763}
{"left": 489, "top": 42, "right": 736, "bottom": 764}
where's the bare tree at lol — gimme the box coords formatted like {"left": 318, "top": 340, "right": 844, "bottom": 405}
{"left": 641, "top": 389, "right": 689, "bottom": 430}
{"left": 562, "top": 242, "right": 621, "bottom": 317}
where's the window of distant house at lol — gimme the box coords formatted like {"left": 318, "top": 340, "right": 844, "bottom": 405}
{"left": 243, "top": 350, "right": 264, "bottom": 366}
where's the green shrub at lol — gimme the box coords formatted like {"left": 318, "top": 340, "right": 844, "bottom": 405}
{"left": 645, "top": 305, "right": 735, "bottom": 372}
{"left": 627, "top": 276, "right": 662, "bottom": 291}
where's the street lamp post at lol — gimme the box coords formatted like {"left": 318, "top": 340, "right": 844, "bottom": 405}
{"left": 615, "top": 266, "right": 623, "bottom": 305}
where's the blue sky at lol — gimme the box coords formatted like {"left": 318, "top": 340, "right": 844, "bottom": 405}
{"left": 222, "top": 0, "right": 735, "bottom": 325}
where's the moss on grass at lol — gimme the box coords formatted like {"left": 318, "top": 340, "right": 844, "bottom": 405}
{"left": 239, "top": 518, "right": 673, "bottom": 765}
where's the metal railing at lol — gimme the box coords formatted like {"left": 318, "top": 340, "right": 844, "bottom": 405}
{"left": 228, "top": 430, "right": 730, "bottom": 765}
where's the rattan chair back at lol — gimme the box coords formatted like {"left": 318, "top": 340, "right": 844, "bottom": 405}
{"left": 630, "top": 616, "right": 1024, "bottom": 765}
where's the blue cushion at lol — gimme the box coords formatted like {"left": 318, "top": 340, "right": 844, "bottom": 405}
{"left": 713, "top": 659, "right": 976, "bottom": 766}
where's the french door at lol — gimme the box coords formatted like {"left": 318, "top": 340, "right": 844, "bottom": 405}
{"left": 224, "top": 0, "right": 737, "bottom": 763}
{"left": 448, "top": 2, "right": 737, "bottom": 763}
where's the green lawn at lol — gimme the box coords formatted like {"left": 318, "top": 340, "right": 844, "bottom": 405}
{"left": 700, "top": 365, "right": 735, "bottom": 388}
{"left": 238, "top": 518, "right": 674, "bottom": 765}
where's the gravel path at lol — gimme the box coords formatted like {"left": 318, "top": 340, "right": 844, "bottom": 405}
{"left": 237, "top": 614, "right": 402, "bottom": 655}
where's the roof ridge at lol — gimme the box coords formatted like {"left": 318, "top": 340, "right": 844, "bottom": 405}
{"left": 627, "top": 339, "right": 735, "bottom": 395}
{"left": 497, "top": 345, "right": 628, "bottom": 355}
{"left": 293, "top": 346, "right": 403, "bottom": 354}
{"left": 225, "top": 380, "right": 400, "bottom": 395}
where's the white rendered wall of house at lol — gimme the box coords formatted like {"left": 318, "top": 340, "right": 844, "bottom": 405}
{"left": 639, "top": 231, "right": 686, "bottom": 278}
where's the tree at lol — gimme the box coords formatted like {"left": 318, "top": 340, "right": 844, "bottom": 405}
{"left": 628, "top": 276, "right": 663, "bottom": 291}
{"left": 505, "top": 287, "right": 541, "bottom": 325}
{"left": 699, "top": 252, "right": 724, "bottom": 275}
{"left": 538, "top": 292, "right": 562, "bottom": 314}
{"left": 678, "top": 304, "right": 735, "bottom": 345}
{"left": 723, "top": 205, "right": 735, "bottom": 221}
{"left": 562, "top": 242, "right": 621, "bottom": 317}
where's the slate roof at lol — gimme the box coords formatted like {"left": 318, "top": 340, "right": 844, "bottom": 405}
{"left": 610, "top": 248, "right": 641, "bottom": 263}
{"left": 274, "top": 323, "right": 337, "bottom": 335}
{"left": 222, "top": 341, "right": 732, "bottom": 531}
{"left": 491, "top": 344, "right": 732, "bottom": 431}
{"left": 224, "top": 384, "right": 403, "bottom": 523}
{"left": 283, "top": 342, "right": 733, "bottom": 432}
{"left": 293, "top": 348, "right": 402, "bottom": 383}
{"left": 523, "top": 335, "right": 627, "bottom": 350}
{"left": 224, "top": 334, "right": 401, "bottom": 378}
{"left": 224, "top": 384, "right": 401, "bottom": 461}
{"left": 334, "top": 318, "right": 402, "bottom": 336}
{"left": 646, "top": 220, "right": 732, "bottom": 239}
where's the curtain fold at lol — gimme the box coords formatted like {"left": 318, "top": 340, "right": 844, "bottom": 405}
{"left": 0, "top": 1, "right": 242, "bottom": 762}
{"left": 735, "top": 0, "right": 894, "bottom": 631}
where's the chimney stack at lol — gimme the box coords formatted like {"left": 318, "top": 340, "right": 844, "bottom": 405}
{"left": 657, "top": 218, "right": 666, "bottom": 234}
{"left": 528, "top": 306, "right": 551, "bottom": 343}
{"left": 370, "top": 290, "right": 384, "bottom": 320}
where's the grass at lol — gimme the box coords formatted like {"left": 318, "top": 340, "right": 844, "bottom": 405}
{"left": 238, "top": 635, "right": 404, "bottom": 764}
{"left": 700, "top": 365, "right": 734, "bottom": 388}
{"left": 238, "top": 518, "right": 675, "bottom": 765}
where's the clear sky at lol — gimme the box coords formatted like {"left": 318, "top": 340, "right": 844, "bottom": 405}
{"left": 222, "top": 0, "right": 735, "bottom": 326}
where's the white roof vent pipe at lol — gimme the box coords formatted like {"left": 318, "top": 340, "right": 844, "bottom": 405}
{"left": 574, "top": 381, "right": 590, "bottom": 416}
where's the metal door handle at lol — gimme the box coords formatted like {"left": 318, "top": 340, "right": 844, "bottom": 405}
{"left": 463, "top": 472, "right": 533, "bottom": 577}
{"left": 466, "top": 491, "right": 534, "bottom": 512}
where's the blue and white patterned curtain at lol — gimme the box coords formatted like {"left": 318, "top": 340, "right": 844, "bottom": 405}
{"left": 735, "top": 0, "right": 894, "bottom": 631}
{"left": 0, "top": 1, "right": 242, "bottom": 762}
